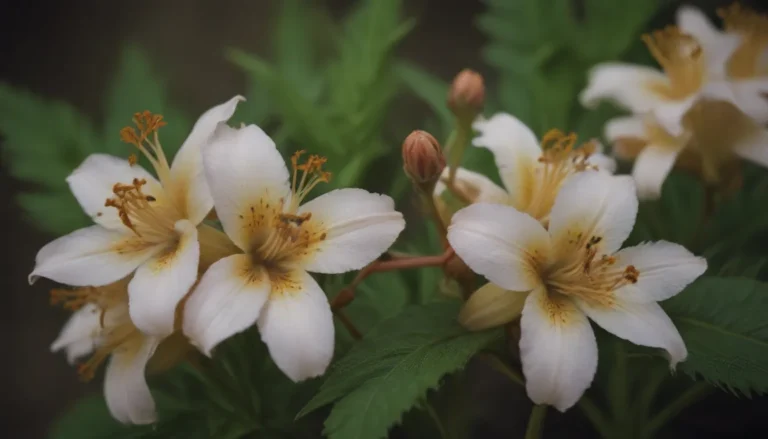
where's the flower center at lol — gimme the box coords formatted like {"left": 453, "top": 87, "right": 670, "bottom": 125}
{"left": 719, "top": 3, "right": 768, "bottom": 79}
{"left": 120, "top": 111, "right": 172, "bottom": 184}
{"left": 642, "top": 26, "right": 705, "bottom": 99}
{"left": 50, "top": 284, "right": 141, "bottom": 381}
{"left": 105, "top": 178, "right": 177, "bottom": 241}
{"left": 251, "top": 151, "right": 331, "bottom": 266}
{"left": 521, "top": 130, "right": 598, "bottom": 224}
{"left": 543, "top": 235, "right": 639, "bottom": 308}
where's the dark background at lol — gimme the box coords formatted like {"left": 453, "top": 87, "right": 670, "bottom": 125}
{"left": 1, "top": 1, "right": 767, "bottom": 438}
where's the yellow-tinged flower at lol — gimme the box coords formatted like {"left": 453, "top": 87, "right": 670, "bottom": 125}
{"left": 182, "top": 122, "right": 405, "bottom": 382}
{"left": 605, "top": 99, "right": 768, "bottom": 199}
{"left": 29, "top": 96, "right": 244, "bottom": 338}
{"left": 434, "top": 113, "right": 615, "bottom": 226}
{"left": 581, "top": 6, "right": 768, "bottom": 137}
{"left": 50, "top": 280, "right": 191, "bottom": 424}
{"left": 447, "top": 172, "right": 706, "bottom": 411}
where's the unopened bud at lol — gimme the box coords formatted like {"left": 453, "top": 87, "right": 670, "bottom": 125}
{"left": 447, "top": 69, "right": 485, "bottom": 121}
{"left": 402, "top": 130, "right": 446, "bottom": 187}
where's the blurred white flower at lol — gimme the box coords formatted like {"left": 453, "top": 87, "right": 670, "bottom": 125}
{"left": 182, "top": 122, "right": 405, "bottom": 382}
{"left": 29, "top": 96, "right": 243, "bottom": 337}
{"left": 447, "top": 171, "right": 706, "bottom": 411}
{"left": 605, "top": 100, "right": 768, "bottom": 199}
{"left": 435, "top": 113, "right": 615, "bottom": 226}
{"left": 50, "top": 281, "right": 165, "bottom": 425}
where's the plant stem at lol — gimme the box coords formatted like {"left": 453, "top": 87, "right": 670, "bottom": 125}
{"left": 642, "top": 382, "right": 713, "bottom": 438}
{"left": 577, "top": 396, "right": 613, "bottom": 439}
{"left": 524, "top": 405, "right": 547, "bottom": 439}
{"left": 444, "top": 123, "right": 471, "bottom": 184}
{"left": 481, "top": 353, "right": 524, "bottom": 387}
{"left": 634, "top": 363, "right": 668, "bottom": 419}
{"left": 424, "top": 400, "right": 449, "bottom": 439}
{"left": 418, "top": 189, "right": 448, "bottom": 246}
{"left": 334, "top": 309, "right": 362, "bottom": 340}
{"left": 608, "top": 339, "right": 629, "bottom": 429}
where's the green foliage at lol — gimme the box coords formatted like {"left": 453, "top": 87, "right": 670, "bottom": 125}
{"left": 0, "top": 46, "right": 189, "bottom": 236}
{"left": 477, "top": 0, "right": 658, "bottom": 137}
{"left": 299, "top": 302, "right": 501, "bottom": 439}
{"left": 663, "top": 276, "right": 768, "bottom": 396}
{"left": 229, "top": 0, "right": 413, "bottom": 191}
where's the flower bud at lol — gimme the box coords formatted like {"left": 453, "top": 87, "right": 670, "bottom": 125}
{"left": 447, "top": 69, "right": 485, "bottom": 121}
{"left": 402, "top": 130, "right": 446, "bottom": 187}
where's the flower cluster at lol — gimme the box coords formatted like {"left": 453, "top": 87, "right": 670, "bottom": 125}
{"left": 581, "top": 4, "right": 768, "bottom": 199}
{"left": 31, "top": 97, "right": 405, "bottom": 423}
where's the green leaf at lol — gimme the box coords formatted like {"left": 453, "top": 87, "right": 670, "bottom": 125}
{"left": 299, "top": 302, "right": 501, "bottom": 439}
{"left": 394, "top": 62, "right": 452, "bottom": 136}
{"left": 0, "top": 83, "right": 99, "bottom": 234}
{"left": 49, "top": 395, "right": 128, "bottom": 439}
{"left": 104, "top": 46, "right": 191, "bottom": 160}
{"left": 663, "top": 276, "right": 768, "bottom": 395}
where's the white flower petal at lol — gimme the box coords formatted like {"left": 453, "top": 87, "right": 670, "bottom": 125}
{"left": 548, "top": 172, "right": 637, "bottom": 256}
{"left": 471, "top": 113, "right": 541, "bottom": 207}
{"left": 447, "top": 203, "right": 550, "bottom": 292}
{"left": 734, "top": 127, "right": 768, "bottom": 169}
{"left": 676, "top": 6, "right": 739, "bottom": 78}
{"left": 589, "top": 152, "right": 617, "bottom": 174}
{"left": 203, "top": 123, "right": 291, "bottom": 250}
{"left": 632, "top": 145, "right": 681, "bottom": 200}
{"left": 520, "top": 288, "right": 598, "bottom": 412}
{"left": 459, "top": 283, "right": 527, "bottom": 331}
{"left": 731, "top": 79, "right": 768, "bottom": 124}
{"left": 605, "top": 116, "right": 647, "bottom": 143}
{"left": 104, "top": 336, "right": 160, "bottom": 425}
{"left": 29, "top": 225, "right": 161, "bottom": 286}
{"left": 66, "top": 154, "right": 163, "bottom": 231}
{"left": 167, "top": 96, "right": 245, "bottom": 224}
{"left": 577, "top": 299, "right": 687, "bottom": 368}
{"left": 614, "top": 241, "right": 706, "bottom": 303}
{"left": 297, "top": 188, "right": 404, "bottom": 274}
{"left": 50, "top": 303, "right": 101, "bottom": 364}
{"left": 653, "top": 97, "right": 698, "bottom": 137}
{"left": 580, "top": 63, "right": 668, "bottom": 112}
{"left": 182, "top": 254, "right": 270, "bottom": 356}
{"left": 257, "top": 270, "right": 334, "bottom": 382}
{"left": 433, "top": 167, "right": 510, "bottom": 204}
{"left": 128, "top": 220, "right": 200, "bottom": 337}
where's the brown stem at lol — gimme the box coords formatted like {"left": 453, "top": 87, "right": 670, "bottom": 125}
{"left": 418, "top": 190, "right": 448, "bottom": 246}
{"left": 330, "top": 248, "right": 455, "bottom": 311}
{"left": 334, "top": 310, "right": 362, "bottom": 340}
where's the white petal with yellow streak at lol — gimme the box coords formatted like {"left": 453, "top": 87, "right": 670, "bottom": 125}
{"left": 128, "top": 220, "right": 200, "bottom": 337}
{"left": 66, "top": 154, "right": 164, "bottom": 231}
{"left": 257, "top": 270, "right": 334, "bottom": 382}
{"left": 448, "top": 203, "right": 550, "bottom": 292}
{"left": 50, "top": 303, "right": 102, "bottom": 364}
{"left": 203, "top": 123, "right": 291, "bottom": 251}
{"left": 29, "top": 225, "right": 162, "bottom": 286}
{"left": 520, "top": 288, "right": 598, "bottom": 412}
{"left": 182, "top": 254, "right": 270, "bottom": 356}
{"left": 433, "top": 167, "right": 510, "bottom": 204}
{"left": 632, "top": 145, "right": 681, "bottom": 200}
{"left": 576, "top": 299, "right": 687, "bottom": 368}
{"left": 614, "top": 241, "right": 707, "bottom": 303}
{"left": 167, "top": 95, "right": 245, "bottom": 224}
{"left": 580, "top": 63, "right": 669, "bottom": 112}
{"left": 459, "top": 283, "right": 527, "bottom": 331}
{"left": 297, "top": 188, "right": 404, "bottom": 274}
{"left": 104, "top": 335, "right": 160, "bottom": 425}
{"left": 548, "top": 172, "right": 637, "bottom": 256}
{"left": 472, "top": 113, "right": 541, "bottom": 208}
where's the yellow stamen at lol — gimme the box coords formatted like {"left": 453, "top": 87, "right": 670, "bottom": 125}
{"left": 288, "top": 150, "right": 332, "bottom": 213}
{"left": 719, "top": 3, "right": 768, "bottom": 78}
{"left": 120, "top": 111, "right": 171, "bottom": 183}
{"left": 642, "top": 26, "right": 705, "bottom": 99}
{"left": 104, "top": 178, "right": 173, "bottom": 239}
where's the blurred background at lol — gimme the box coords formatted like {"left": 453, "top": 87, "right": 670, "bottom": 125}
{"left": 2, "top": 0, "right": 768, "bottom": 438}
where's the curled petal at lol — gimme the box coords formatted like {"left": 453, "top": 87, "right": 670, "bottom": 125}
{"left": 459, "top": 283, "right": 527, "bottom": 331}
{"left": 104, "top": 336, "right": 160, "bottom": 425}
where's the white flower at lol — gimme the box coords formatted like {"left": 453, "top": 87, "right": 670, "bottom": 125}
{"left": 579, "top": 22, "right": 764, "bottom": 137}
{"left": 435, "top": 113, "right": 615, "bottom": 225}
{"left": 678, "top": 4, "right": 768, "bottom": 122}
{"left": 182, "top": 122, "right": 405, "bottom": 381}
{"left": 605, "top": 100, "right": 768, "bottom": 199}
{"left": 50, "top": 281, "right": 166, "bottom": 425}
{"left": 447, "top": 171, "right": 706, "bottom": 411}
{"left": 29, "top": 96, "right": 244, "bottom": 337}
